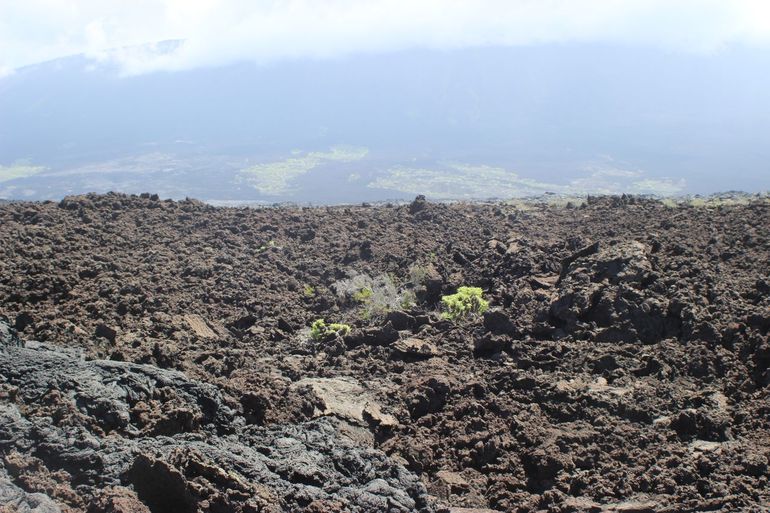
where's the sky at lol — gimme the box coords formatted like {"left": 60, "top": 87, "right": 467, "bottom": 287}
{"left": 1, "top": 0, "right": 769, "bottom": 200}
{"left": 2, "top": 0, "right": 770, "bottom": 77}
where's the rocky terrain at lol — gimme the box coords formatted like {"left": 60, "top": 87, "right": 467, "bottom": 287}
{"left": 0, "top": 192, "right": 768, "bottom": 512}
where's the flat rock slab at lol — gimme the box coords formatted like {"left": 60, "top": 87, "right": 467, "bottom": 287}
{"left": 602, "top": 500, "right": 659, "bottom": 513}
{"left": 448, "top": 508, "right": 503, "bottom": 513}
{"left": 391, "top": 338, "right": 440, "bottom": 357}
{"left": 294, "top": 377, "right": 399, "bottom": 428}
{"left": 180, "top": 314, "right": 223, "bottom": 339}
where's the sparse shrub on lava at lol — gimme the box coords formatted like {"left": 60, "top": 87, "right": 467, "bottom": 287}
{"left": 441, "top": 286, "right": 489, "bottom": 321}
{"left": 310, "top": 319, "right": 351, "bottom": 341}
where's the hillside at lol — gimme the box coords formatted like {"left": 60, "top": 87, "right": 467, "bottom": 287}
{"left": 3, "top": 44, "right": 770, "bottom": 202}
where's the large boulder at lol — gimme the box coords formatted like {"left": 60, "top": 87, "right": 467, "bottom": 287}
{"left": 548, "top": 240, "right": 679, "bottom": 343}
{"left": 0, "top": 340, "right": 434, "bottom": 513}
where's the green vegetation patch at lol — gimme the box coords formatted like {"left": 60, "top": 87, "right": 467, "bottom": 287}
{"left": 367, "top": 161, "right": 687, "bottom": 200}
{"left": 240, "top": 146, "right": 368, "bottom": 195}
{"left": 0, "top": 162, "right": 46, "bottom": 183}
{"left": 352, "top": 287, "right": 373, "bottom": 303}
{"left": 441, "top": 286, "right": 489, "bottom": 321}
{"left": 303, "top": 284, "right": 316, "bottom": 297}
{"left": 310, "top": 319, "right": 351, "bottom": 341}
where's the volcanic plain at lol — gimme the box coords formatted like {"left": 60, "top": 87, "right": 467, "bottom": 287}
{"left": 0, "top": 193, "right": 768, "bottom": 512}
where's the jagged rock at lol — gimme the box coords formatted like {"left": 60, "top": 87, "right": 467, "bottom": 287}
{"left": 415, "top": 264, "right": 444, "bottom": 304}
{"left": 182, "top": 314, "right": 219, "bottom": 339}
{"left": 447, "top": 509, "right": 503, "bottom": 513}
{"left": 483, "top": 310, "right": 516, "bottom": 335}
{"left": 0, "top": 471, "right": 62, "bottom": 513}
{"left": 430, "top": 470, "right": 470, "bottom": 501}
{"left": 391, "top": 338, "right": 440, "bottom": 358}
{"left": 409, "top": 195, "right": 428, "bottom": 214}
{"left": 549, "top": 240, "right": 675, "bottom": 344}
{"left": 408, "top": 377, "right": 451, "bottom": 420}
{"left": 529, "top": 275, "right": 558, "bottom": 290}
{"left": 473, "top": 334, "right": 510, "bottom": 356}
{"left": 94, "top": 323, "right": 117, "bottom": 344}
{"left": 3, "top": 194, "right": 769, "bottom": 512}
{"left": 0, "top": 340, "right": 233, "bottom": 436}
{"left": 293, "top": 377, "right": 398, "bottom": 429}
{"left": 85, "top": 487, "right": 150, "bottom": 513}
{"left": 226, "top": 314, "right": 257, "bottom": 334}
{"left": 559, "top": 241, "right": 600, "bottom": 280}
{"left": 386, "top": 310, "right": 416, "bottom": 331}
{"left": 345, "top": 322, "right": 399, "bottom": 347}
{"left": 0, "top": 320, "right": 23, "bottom": 348}
{"left": 0, "top": 342, "right": 431, "bottom": 512}
{"left": 14, "top": 312, "right": 34, "bottom": 333}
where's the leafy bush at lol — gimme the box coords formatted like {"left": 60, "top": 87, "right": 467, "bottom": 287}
{"left": 310, "top": 319, "right": 351, "bottom": 341}
{"left": 303, "top": 284, "right": 316, "bottom": 297}
{"left": 441, "top": 286, "right": 489, "bottom": 321}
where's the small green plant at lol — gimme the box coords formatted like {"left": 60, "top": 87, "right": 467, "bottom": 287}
{"left": 408, "top": 264, "right": 429, "bottom": 286}
{"left": 257, "top": 240, "right": 276, "bottom": 253}
{"left": 441, "top": 286, "right": 489, "bottom": 321}
{"left": 353, "top": 287, "right": 373, "bottom": 303}
{"left": 303, "top": 284, "right": 316, "bottom": 297}
{"left": 310, "top": 319, "right": 351, "bottom": 341}
{"left": 400, "top": 290, "right": 417, "bottom": 310}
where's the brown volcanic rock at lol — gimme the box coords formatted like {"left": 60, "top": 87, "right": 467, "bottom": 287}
{"left": 392, "top": 337, "right": 440, "bottom": 357}
{"left": 0, "top": 193, "right": 769, "bottom": 512}
{"left": 86, "top": 487, "right": 150, "bottom": 513}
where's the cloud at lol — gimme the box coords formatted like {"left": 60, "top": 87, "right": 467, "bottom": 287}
{"left": 1, "top": 0, "right": 769, "bottom": 75}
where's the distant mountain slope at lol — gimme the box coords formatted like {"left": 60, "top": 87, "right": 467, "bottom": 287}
{"left": 1, "top": 44, "right": 769, "bottom": 201}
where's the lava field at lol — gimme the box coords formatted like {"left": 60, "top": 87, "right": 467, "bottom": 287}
{"left": 0, "top": 193, "right": 768, "bottom": 512}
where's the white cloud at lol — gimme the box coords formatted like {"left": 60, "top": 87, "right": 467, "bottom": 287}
{"left": 1, "top": 0, "right": 769, "bottom": 75}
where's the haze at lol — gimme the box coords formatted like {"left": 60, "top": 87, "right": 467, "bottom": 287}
{"left": 1, "top": 0, "right": 769, "bottom": 202}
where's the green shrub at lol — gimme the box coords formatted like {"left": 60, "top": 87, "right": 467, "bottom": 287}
{"left": 257, "top": 240, "right": 276, "bottom": 253}
{"left": 441, "top": 286, "right": 489, "bottom": 321}
{"left": 400, "top": 290, "right": 417, "bottom": 310}
{"left": 353, "top": 287, "right": 373, "bottom": 303}
{"left": 303, "top": 284, "right": 316, "bottom": 297}
{"left": 310, "top": 319, "right": 351, "bottom": 341}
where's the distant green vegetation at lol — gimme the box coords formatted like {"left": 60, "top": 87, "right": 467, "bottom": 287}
{"left": 0, "top": 162, "right": 46, "bottom": 183}
{"left": 441, "top": 286, "right": 489, "bottom": 321}
{"left": 240, "top": 146, "right": 368, "bottom": 195}
{"left": 367, "top": 161, "right": 687, "bottom": 200}
{"left": 660, "top": 193, "right": 769, "bottom": 208}
{"left": 310, "top": 319, "right": 351, "bottom": 341}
